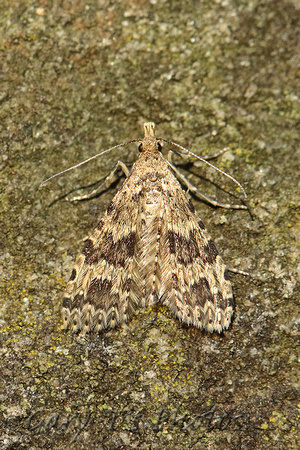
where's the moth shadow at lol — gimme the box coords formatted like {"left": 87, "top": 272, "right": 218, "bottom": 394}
{"left": 175, "top": 161, "right": 245, "bottom": 205}
{"left": 47, "top": 173, "right": 128, "bottom": 208}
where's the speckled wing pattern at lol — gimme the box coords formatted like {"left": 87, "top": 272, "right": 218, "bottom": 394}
{"left": 62, "top": 123, "right": 234, "bottom": 335}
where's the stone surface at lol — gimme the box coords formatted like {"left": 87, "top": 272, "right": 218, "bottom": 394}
{"left": 0, "top": 0, "right": 299, "bottom": 448}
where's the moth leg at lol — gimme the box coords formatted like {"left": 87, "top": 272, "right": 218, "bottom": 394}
{"left": 201, "top": 147, "right": 230, "bottom": 160}
{"left": 166, "top": 154, "right": 247, "bottom": 210}
{"left": 67, "top": 161, "right": 129, "bottom": 202}
{"left": 227, "top": 267, "right": 249, "bottom": 276}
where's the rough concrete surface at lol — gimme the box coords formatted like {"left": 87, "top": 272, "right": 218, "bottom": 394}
{"left": 0, "top": 0, "right": 299, "bottom": 448}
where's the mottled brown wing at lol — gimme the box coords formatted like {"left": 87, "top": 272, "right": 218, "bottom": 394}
{"left": 62, "top": 175, "right": 142, "bottom": 335}
{"left": 155, "top": 185, "right": 234, "bottom": 333}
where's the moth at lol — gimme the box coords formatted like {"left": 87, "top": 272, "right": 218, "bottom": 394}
{"left": 44, "top": 123, "right": 246, "bottom": 335}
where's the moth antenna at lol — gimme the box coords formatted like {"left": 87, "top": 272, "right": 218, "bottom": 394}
{"left": 158, "top": 138, "right": 247, "bottom": 199}
{"left": 41, "top": 139, "right": 140, "bottom": 185}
